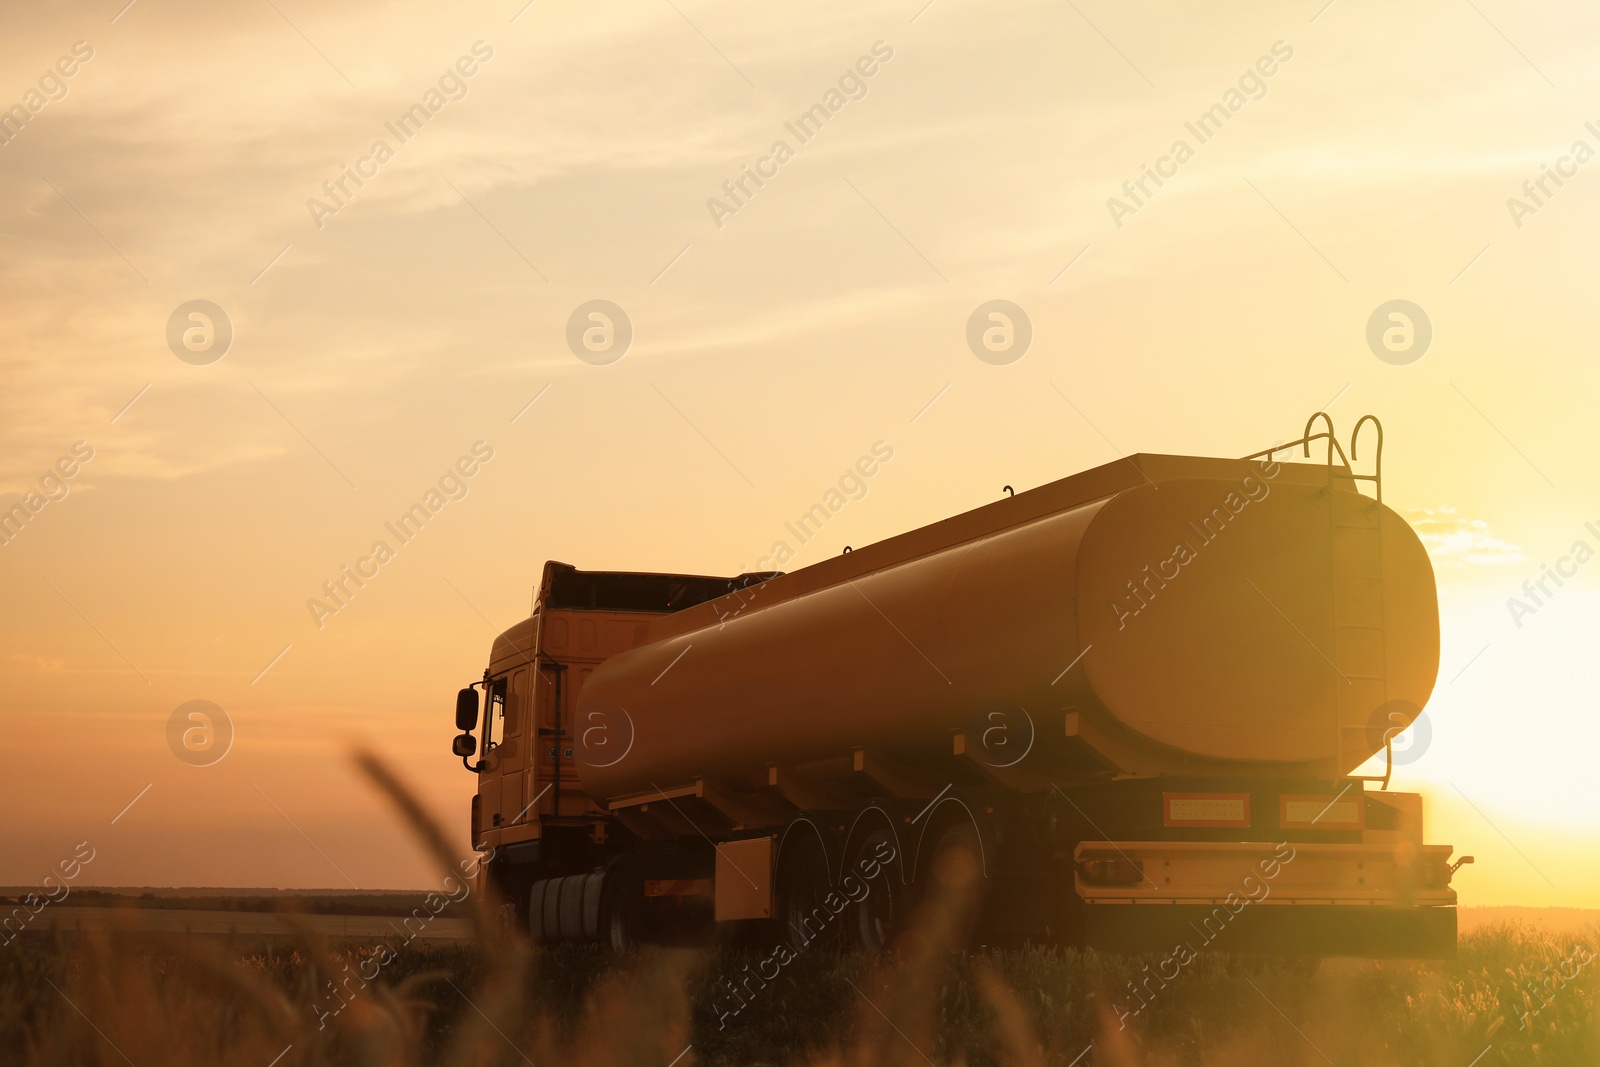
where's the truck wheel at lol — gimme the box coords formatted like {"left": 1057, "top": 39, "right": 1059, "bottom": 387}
{"left": 923, "top": 820, "right": 984, "bottom": 948}
{"left": 776, "top": 834, "right": 835, "bottom": 952}
{"left": 529, "top": 878, "right": 553, "bottom": 943}
{"left": 600, "top": 862, "right": 645, "bottom": 952}
{"left": 846, "top": 828, "right": 903, "bottom": 953}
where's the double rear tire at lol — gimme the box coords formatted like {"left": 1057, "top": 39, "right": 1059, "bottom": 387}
{"left": 776, "top": 818, "right": 976, "bottom": 954}
{"left": 528, "top": 860, "right": 644, "bottom": 950}
{"left": 775, "top": 834, "right": 835, "bottom": 952}
{"left": 845, "top": 827, "right": 904, "bottom": 953}
{"left": 600, "top": 860, "right": 645, "bottom": 951}
{"left": 922, "top": 820, "right": 984, "bottom": 948}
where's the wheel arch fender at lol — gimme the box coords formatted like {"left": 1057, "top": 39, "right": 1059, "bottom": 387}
{"left": 911, "top": 794, "right": 996, "bottom": 883}
{"left": 775, "top": 813, "right": 836, "bottom": 881}
{"left": 838, "top": 801, "right": 911, "bottom": 887}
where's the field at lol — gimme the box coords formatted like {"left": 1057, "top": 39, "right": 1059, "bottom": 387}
{"left": 3, "top": 916, "right": 1596, "bottom": 1066}
{"left": 6, "top": 758, "right": 1593, "bottom": 1067}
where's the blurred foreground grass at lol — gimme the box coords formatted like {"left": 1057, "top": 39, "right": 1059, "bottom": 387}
{"left": 9, "top": 753, "right": 1588, "bottom": 1066}
{"left": 2, "top": 921, "right": 1596, "bottom": 1066}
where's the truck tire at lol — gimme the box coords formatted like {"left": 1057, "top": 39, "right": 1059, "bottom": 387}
{"left": 846, "top": 827, "right": 903, "bottom": 953}
{"left": 776, "top": 833, "right": 835, "bottom": 952}
{"left": 923, "top": 820, "right": 984, "bottom": 949}
{"left": 529, "top": 871, "right": 606, "bottom": 944}
{"left": 529, "top": 878, "right": 552, "bottom": 942}
{"left": 599, "top": 861, "right": 645, "bottom": 952}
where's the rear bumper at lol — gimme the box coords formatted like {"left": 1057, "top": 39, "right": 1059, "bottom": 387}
{"left": 1084, "top": 901, "right": 1457, "bottom": 958}
{"left": 1073, "top": 839, "right": 1460, "bottom": 958}
{"left": 1074, "top": 839, "right": 1459, "bottom": 905}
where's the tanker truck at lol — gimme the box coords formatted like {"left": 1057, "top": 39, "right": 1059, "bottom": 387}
{"left": 449, "top": 415, "right": 1471, "bottom": 956}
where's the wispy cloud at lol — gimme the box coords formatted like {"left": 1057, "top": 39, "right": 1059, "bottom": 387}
{"left": 1409, "top": 508, "right": 1524, "bottom": 567}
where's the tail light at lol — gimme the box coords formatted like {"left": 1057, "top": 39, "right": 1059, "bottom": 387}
{"left": 1279, "top": 793, "right": 1364, "bottom": 830}
{"left": 1163, "top": 792, "right": 1251, "bottom": 828}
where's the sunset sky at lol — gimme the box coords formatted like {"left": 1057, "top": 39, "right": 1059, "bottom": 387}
{"left": 3, "top": 0, "right": 1598, "bottom": 907}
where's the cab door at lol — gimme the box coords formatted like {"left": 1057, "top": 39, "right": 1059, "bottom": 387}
{"left": 477, "top": 666, "right": 534, "bottom": 843}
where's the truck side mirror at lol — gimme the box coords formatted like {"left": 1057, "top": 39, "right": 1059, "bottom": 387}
{"left": 452, "top": 732, "right": 478, "bottom": 758}
{"left": 455, "top": 687, "right": 480, "bottom": 731}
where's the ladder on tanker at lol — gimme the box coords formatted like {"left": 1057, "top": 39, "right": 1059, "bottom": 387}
{"left": 1253, "top": 414, "right": 1395, "bottom": 788}
{"left": 1324, "top": 414, "right": 1391, "bottom": 786}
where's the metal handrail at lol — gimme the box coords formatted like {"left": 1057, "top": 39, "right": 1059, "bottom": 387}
{"left": 1350, "top": 414, "right": 1384, "bottom": 504}
{"left": 1240, "top": 430, "right": 1351, "bottom": 470}
{"left": 1240, "top": 412, "right": 1386, "bottom": 499}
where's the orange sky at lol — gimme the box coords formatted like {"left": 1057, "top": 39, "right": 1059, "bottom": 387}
{"left": 2, "top": 0, "right": 1599, "bottom": 906}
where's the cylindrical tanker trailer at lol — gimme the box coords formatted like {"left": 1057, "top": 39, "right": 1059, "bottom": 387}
{"left": 450, "top": 416, "right": 1470, "bottom": 959}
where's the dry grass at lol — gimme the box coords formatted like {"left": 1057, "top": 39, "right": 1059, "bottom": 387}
{"left": 3, "top": 753, "right": 1595, "bottom": 1066}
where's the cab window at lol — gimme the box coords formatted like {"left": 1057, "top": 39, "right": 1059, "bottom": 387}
{"left": 483, "top": 677, "right": 507, "bottom": 751}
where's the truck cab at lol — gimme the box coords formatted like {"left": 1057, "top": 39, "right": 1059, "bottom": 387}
{"left": 451, "top": 561, "right": 774, "bottom": 904}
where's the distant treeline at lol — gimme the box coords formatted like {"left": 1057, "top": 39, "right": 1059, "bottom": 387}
{"left": 0, "top": 890, "right": 470, "bottom": 918}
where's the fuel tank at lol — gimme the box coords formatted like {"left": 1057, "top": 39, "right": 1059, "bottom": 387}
{"left": 574, "top": 453, "right": 1439, "bottom": 803}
